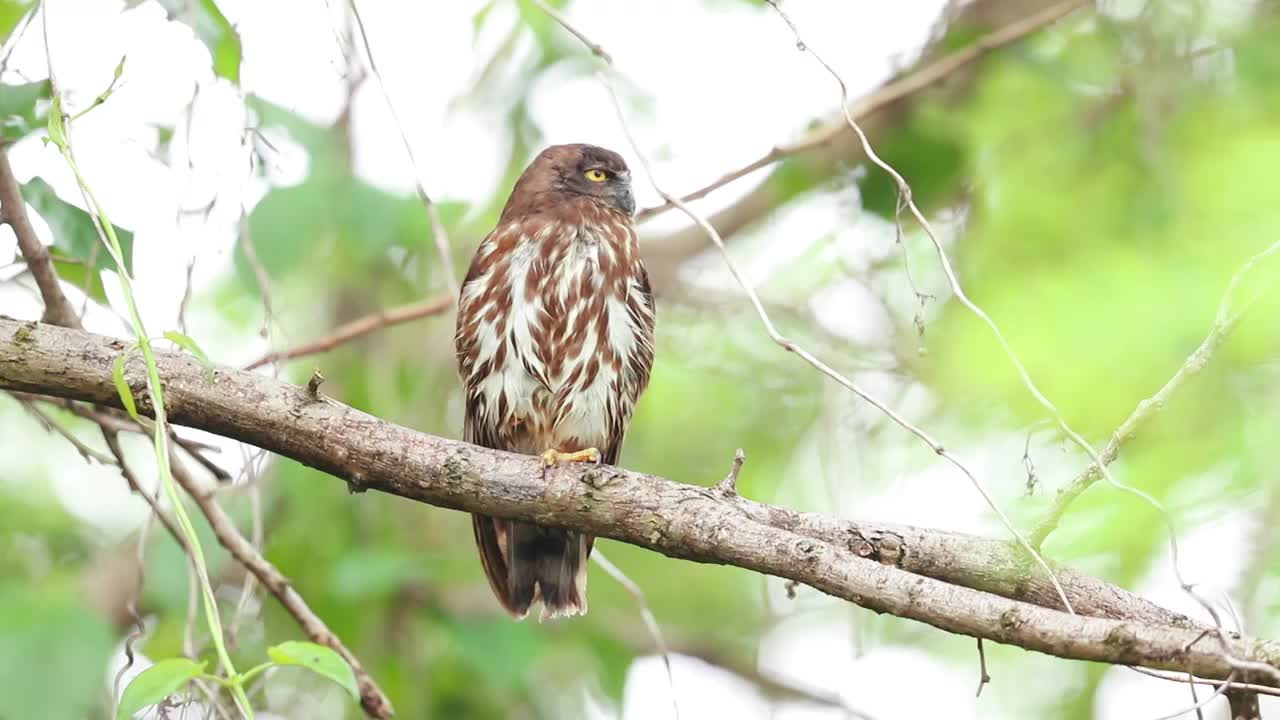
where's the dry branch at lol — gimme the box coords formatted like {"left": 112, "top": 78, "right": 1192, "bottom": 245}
{"left": 636, "top": 0, "right": 1089, "bottom": 290}
{"left": 244, "top": 293, "right": 453, "bottom": 370}
{"left": 0, "top": 146, "right": 81, "bottom": 327}
{"left": 4, "top": 317, "right": 1280, "bottom": 685}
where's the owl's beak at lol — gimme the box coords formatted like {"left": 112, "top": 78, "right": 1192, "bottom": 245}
{"left": 614, "top": 185, "right": 636, "bottom": 216}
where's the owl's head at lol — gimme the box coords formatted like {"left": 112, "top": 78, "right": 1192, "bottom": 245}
{"left": 505, "top": 143, "right": 635, "bottom": 219}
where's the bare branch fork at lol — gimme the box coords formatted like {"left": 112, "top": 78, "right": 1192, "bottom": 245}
{"left": 4, "top": 319, "right": 1280, "bottom": 686}
{"left": 244, "top": 292, "right": 453, "bottom": 370}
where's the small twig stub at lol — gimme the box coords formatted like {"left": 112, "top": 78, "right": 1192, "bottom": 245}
{"left": 307, "top": 367, "right": 326, "bottom": 399}
{"left": 716, "top": 448, "right": 746, "bottom": 496}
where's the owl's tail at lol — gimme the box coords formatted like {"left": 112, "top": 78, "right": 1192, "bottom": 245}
{"left": 472, "top": 515, "right": 592, "bottom": 620}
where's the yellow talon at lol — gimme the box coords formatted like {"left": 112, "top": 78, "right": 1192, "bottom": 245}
{"left": 541, "top": 447, "right": 601, "bottom": 466}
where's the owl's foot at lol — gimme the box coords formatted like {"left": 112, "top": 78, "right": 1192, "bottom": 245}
{"left": 541, "top": 447, "right": 601, "bottom": 467}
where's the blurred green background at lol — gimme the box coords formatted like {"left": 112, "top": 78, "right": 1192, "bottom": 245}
{"left": 2, "top": 0, "right": 1280, "bottom": 718}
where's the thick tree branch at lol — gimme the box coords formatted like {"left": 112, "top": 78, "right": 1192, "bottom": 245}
{"left": 4, "top": 317, "right": 1279, "bottom": 684}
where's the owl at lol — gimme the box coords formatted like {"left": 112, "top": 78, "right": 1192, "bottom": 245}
{"left": 454, "top": 144, "right": 656, "bottom": 619}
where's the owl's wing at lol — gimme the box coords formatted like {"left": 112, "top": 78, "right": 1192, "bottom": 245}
{"left": 455, "top": 228, "right": 523, "bottom": 613}
{"left": 599, "top": 259, "right": 657, "bottom": 467}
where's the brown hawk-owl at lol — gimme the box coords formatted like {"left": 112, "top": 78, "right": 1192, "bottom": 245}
{"left": 454, "top": 144, "right": 656, "bottom": 620}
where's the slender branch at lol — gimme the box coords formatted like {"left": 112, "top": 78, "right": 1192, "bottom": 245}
{"left": 9, "top": 391, "right": 229, "bottom": 480}
{"left": 100, "top": 427, "right": 187, "bottom": 551}
{"left": 0, "top": 145, "right": 81, "bottom": 328}
{"left": 633, "top": 0, "right": 1089, "bottom": 223}
{"left": 244, "top": 293, "right": 453, "bottom": 370}
{"left": 165, "top": 452, "right": 394, "bottom": 718}
{"left": 1030, "top": 237, "right": 1280, "bottom": 546}
{"left": 18, "top": 395, "right": 117, "bottom": 464}
{"left": 530, "top": 0, "right": 612, "bottom": 64}
{"left": 592, "top": 551, "right": 678, "bottom": 719}
{"left": 4, "top": 319, "right": 1280, "bottom": 685}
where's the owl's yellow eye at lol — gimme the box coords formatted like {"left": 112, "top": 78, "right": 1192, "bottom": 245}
{"left": 584, "top": 168, "right": 608, "bottom": 182}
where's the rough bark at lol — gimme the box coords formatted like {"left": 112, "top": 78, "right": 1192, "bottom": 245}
{"left": 2, "top": 316, "right": 1278, "bottom": 684}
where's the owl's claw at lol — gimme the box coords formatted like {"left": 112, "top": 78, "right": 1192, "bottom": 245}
{"left": 541, "top": 448, "right": 601, "bottom": 467}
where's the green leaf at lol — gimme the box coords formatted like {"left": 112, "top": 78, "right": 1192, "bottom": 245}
{"left": 267, "top": 641, "right": 359, "bottom": 702}
{"left": 22, "top": 177, "right": 135, "bottom": 274}
{"left": 116, "top": 658, "right": 207, "bottom": 720}
{"left": 158, "top": 0, "right": 240, "bottom": 83}
{"left": 0, "top": 0, "right": 33, "bottom": 46}
{"left": 0, "top": 585, "right": 115, "bottom": 720}
{"left": 0, "top": 80, "right": 49, "bottom": 140}
{"left": 113, "top": 351, "right": 139, "bottom": 421}
{"left": 164, "top": 330, "right": 214, "bottom": 381}
{"left": 203, "top": 0, "right": 241, "bottom": 84}
{"left": 46, "top": 93, "right": 66, "bottom": 149}
{"left": 52, "top": 258, "right": 106, "bottom": 305}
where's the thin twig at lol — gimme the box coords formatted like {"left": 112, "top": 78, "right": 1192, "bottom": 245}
{"left": 633, "top": 0, "right": 1090, "bottom": 222}
{"left": 177, "top": 255, "right": 196, "bottom": 335}
{"left": 1190, "top": 674, "right": 1206, "bottom": 720}
{"left": 1129, "top": 667, "right": 1280, "bottom": 698}
{"left": 111, "top": 507, "right": 155, "bottom": 708}
{"left": 0, "top": 145, "right": 80, "bottom": 327}
{"left": 77, "top": 240, "right": 99, "bottom": 321}
{"left": 530, "top": 0, "right": 612, "bottom": 64}
{"left": 17, "top": 393, "right": 228, "bottom": 479}
{"left": 975, "top": 638, "right": 992, "bottom": 698}
{"left": 227, "top": 446, "right": 266, "bottom": 646}
{"left": 1031, "top": 237, "right": 1280, "bottom": 546}
{"left": 0, "top": 0, "right": 38, "bottom": 76}
{"left": 238, "top": 211, "right": 275, "bottom": 342}
{"left": 347, "top": 0, "right": 459, "bottom": 295}
{"left": 1150, "top": 672, "right": 1236, "bottom": 720}
{"left": 101, "top": 428, "right": 188, "bottom": 560}
{"left": 244, "top": 292, "right": 453, "bottom": 369}
{"left": 20, "top": 396, "right": 117, "bottom": 464}
{"left": 592, "top": 551, "right": 678, "bottom": 720}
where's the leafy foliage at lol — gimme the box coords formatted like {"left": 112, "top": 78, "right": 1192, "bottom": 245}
{"left": 156, "top": 0, "right": 241, "bottom": 83}
{"left": 4, "top": 3, "right": 1280, "bottom": 720}
{"left": 116, "top": 658, "right": 207, "bottom": 720}
{"left": 267, "top": 641, "right": 360, "bottom": 702}
{"left": 21, "top": 177, "right": 135, "bottom": 302}
{"left": 0, "top": 80, "right": 48, "bottom": 140}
